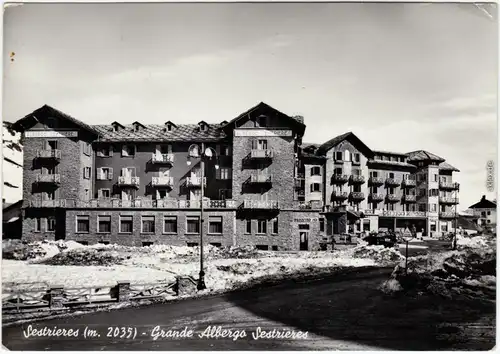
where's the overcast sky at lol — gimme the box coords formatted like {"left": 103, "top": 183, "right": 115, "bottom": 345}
{"left": 2, "top": 2, "right": 498, "bottom": 209}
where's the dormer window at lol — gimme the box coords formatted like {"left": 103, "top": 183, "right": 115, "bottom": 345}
{"left": 111, "top": 121, "right": 125, "bottom": 132}
{"left": 163, "top": 121, "right": 177, "bottom": 133}
{"left": 132, "top": 121, "right": 145, "bottom": 132}
{"left": 198, "top": 121, "right": 209, "bottom": 132}
{"left": 257, "top": 115, "right": 267, "bottom": 127}
{"left": 220, "top": 120, "right": 228, "bottom": 126}
{"left": 46, "top": 117, "right": 57, "bottom": 129}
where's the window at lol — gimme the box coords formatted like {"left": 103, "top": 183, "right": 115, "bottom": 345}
{"left": 257, "top": 219, "right": 267, "bottom": 234}
{"left": 187, "top": 216, "right": 200, "bottom": 234}
{"left": 272, "top": 246, "right": 278, "bottom": 251}
{"left": 219, "top": 145, "right": 230, "bottom": 156}
{"left": 47, "top": 217, "right": 56, "bottom": 232}
{"left": 299, "top": 224, "right": 310, "bottom": 230}
{"left": 187, "top": 242, "right": 198, "bottom": 247}
{"left": 441, "top": 223, "right": 448, "bottom": 232}
{"left": 334, "top": 168, "right": 343, "bottom": 175}
{"left": 487, "top": 211, "right": 491, "bottom": 216}
{"left": 217, "top": 168, "right": 231, "bottom": 180}
{"left": 141, "top": 216, "right": 155, "bottom": 233}
{"left": 354, "top": 153, "right": 360, "bottom": 163}
{"left": 83, "top": 167, "right": 91, "bottom": 179}
{"left": 119, "top": 215, "right": 133, "bottom": 233}
{"left": 319, "top": 218, "right": 325, "bottom": 232}
{"left": 76, "top": 216, "right": 90, "bottom": 233}
{"left": 122, "top": 144, "right": 135, "bottom": 157}
{"left": 46, "top": 118, "right": 56, "bottom": 128}
{"left": 430, "top": 204, "right": 437, "bottom": 212}
{"left": 388, "top": 187, "right": 395, "bottom": 194}
{"left": 257, "top": 139, "right": 268, "bottom": 150}
{"left": 47, "top": 140, "right": 58, "bottom": 150}
{"left": 310, "top": 166, "right": 321, "bottom": 176}
{"left": 200, "top": 123, "right": 207, "bottom": 131}
{"left": 99, "top": 189, "right": 110, "bottom": 199}
{"left": 258, "top": 116, "right": 267, "bottom": 127}
{"left": 434, "top": 174, "right": 438, "bottom": 182}
{"left": 245, "top": 219, "right": 252, "bottom": 234}
{"left": 142, "top": 242, "right": 154, "bottom": 247}
{"left": 418, "top": 204, "right": 427, "bottom": 212}
{"left": 352, "top": 169, "right": 362, "bottom": 176}
{"left": 209, "top": 216, "right": 223, "bottom": 234}
{"left": 429, "top": 189, "right": 439, "bottom": 197}
{"left": 35, "top": 218, "right": 42, "bottom": 232}
{"left": 163, "top": 216, "right": 177, "bottom": 234}
{"left": 256, "top": 245, "right": 269, "bottom": 250}
{"left": 271, "top": 218, "right": 278, "bottom": 234}
{"left": 83, "top": 142, "right": 91, "bottom": 156}
{"left": 98, "top": 167, "right": 113, "bottom": 180}
{"left": 98, "top": 145, "right": 113, "bottom": 157}
{"left": 335, "top": 151, "right": 343, "bottom": 161}
{"left": 46, "top": 191, "right": 56, "bottom": 200}
{"left": 430, "top": 222, "right": 436, "bottom": 232}
{"left": 388, "top": 172, "right": 394, "bottom": 178}
{"left": 98, "top": 216, "right": 111, "bottom": 233}
{"left": 310, "top": 183, "right": 321, "bottom": 192}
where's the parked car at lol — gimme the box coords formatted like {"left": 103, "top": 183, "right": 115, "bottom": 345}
{"left": 363, "top": 230, "right": 398, "bottom": 248}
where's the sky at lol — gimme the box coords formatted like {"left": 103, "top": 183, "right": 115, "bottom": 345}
{"left": 2, "top": 2, "right": 498, "bottom": 209}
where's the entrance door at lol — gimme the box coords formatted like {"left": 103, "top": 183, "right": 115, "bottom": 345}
{"left": 299, "top": 231, "right": 309, "bottom": 251}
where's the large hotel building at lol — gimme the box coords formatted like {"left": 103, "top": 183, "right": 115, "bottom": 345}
{"left": 12, "top": 103, "right": 460, "bottom": 250}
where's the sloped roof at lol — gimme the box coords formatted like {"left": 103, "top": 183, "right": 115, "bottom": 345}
{"left": 93, "top": 123, "right": 226, "bottom": 142}
{"left": 439, "top": 161, "right": 460, "bottom": 172}
{"left": 316, "top": 132, "right": 374, "bottom": 157}
{"left": 407, "top": 150, "right": 445, "bottom": 162}
{"left": 469, "top": 195, "right": 497, "bottom": 209}
{"left": 373, "top": 150, "right": 408, "bottom": 156}
{"left": 12, "top": 105, "right": 99, "bottom": 136}
{"left": 367, "top": 159, "right": 417, "bottom": 169}
{"left": 454, "top": 216, "right": 482, "bottom": 231}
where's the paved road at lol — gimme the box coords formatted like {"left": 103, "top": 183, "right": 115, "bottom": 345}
{"left": 2, "top": 266, "right": 495, "bottom": 351}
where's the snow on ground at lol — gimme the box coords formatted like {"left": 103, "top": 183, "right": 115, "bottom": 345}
{"left": 2, "top": 241, "right": 387, "bottom": 290}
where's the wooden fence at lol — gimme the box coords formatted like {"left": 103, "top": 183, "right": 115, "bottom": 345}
{"left": 2, "top": 276, "right": 197, "bottom": 314}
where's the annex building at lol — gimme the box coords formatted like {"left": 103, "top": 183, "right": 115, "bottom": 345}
{"left": 12, "top": 102, "right": 460, "bottom": 250}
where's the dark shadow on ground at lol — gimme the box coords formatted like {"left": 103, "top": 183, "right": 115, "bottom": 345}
{"left": 225, "top": 266, "right": 496, "bottom": 350}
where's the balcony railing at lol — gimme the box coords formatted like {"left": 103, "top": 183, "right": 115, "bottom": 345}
{"left": 185, "top": 177, "right": 207, "bottom": 187}
{"left": 369, "top": 177, "right": 385, "bottom": 186}
{"left": 439, "top": 181, "right": 460, "bottom": 190}
{"left": 364, "top": 209, "right": 428, "bottom": 218}
{"left": 402, "top": 194, "right": 417, "bottom": 202}
{"left": 36, "top": 149, "right": 62, "bottom": 160}
{"left": 349, "top": 175, "right": 365, "bottom": 184}
{"left": 439, "top": 211, "right": 456, "bottom": 219}
{"left": 331, "top": 174, "right": 349, "bottom": 184}
{"left": 151, "top": 153, "right": 174, "bottom": 164}
{"left": 386, "top": 194, "right": 401, "bottom": 202}
{"left": 402, "top": 179, "right": 416, "bottom": 187}
{"left": 331, "top": 191, "right": 349, "bottom": 200}
{"left": 250, "top": 149, "right": 274, "bottom": 159}
{"left": 60, "top": 198, "right": 237, "bottom": 209}
{"left": 35, "top": 174, "right": 61, "bottom": 184}
{"left": 249, "top": 174, "right": 273, "bottom": 184}
{"left": 439, "top": 196, "right": 459, "bottom": 204}
{"left": 385, "top": 178, "right": 401, "bottom": 186}
{"left": 117, "top": 176, "right": 140, "bottom": 187}
{"left": 349, "top": 192, "right": 365, "bottom": 200}
{"left": 369, "top": 193, "right": 384, "bottom": 201}
{"left": 29, "top": 199, "right": 66, "bottom": 208}
{"left": 151, "top": 176, "right": 174, "bottom": 187}
{"left": 242, "top": 199, "right": 279, "bottom": 209}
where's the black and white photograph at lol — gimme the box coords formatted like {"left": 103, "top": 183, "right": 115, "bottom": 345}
{"left": 1, "top": 1, "right": 497, "bottom": 350}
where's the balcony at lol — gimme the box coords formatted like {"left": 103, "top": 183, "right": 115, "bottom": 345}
{"left": 151, "top": 176, "right": 174, "bottom": 187}
{"left": 29, "top": 199, "right": 66, "bottom": 208}
{"left": 185, "top": 177, "right": 207, "bottom": 187}
{"left": 402, "top": 194, "right": 417, "bottom": 203}
{"left": 439, "top": 211, "right": 456, "bottom": 219}
{"left": 439, "top": 181, "right": 460, "bottom": 190}
{"left": 117, "top": 176, "right": 140, "bottom": 187}
{"left": 402, "top": 179, "right": 416, "bottom": 188}
{"left": 250, "top": 149, "right": 273, "bottom": 159}
{"left": 385, "top": 178, "right": 401, "bottom": 186}
{"left": 331, "top": 174, "right": 349, "bottom": 184}
{"left": 331, "top": 191, "right": 349, "bottom": 200}
{"left": 35, "top": 174, "right": 61, "bottom": 184}
{"left": 36, "top": 149, "right": 61, "bottom": 160}
{"left": 249, "top": 174, "right": 273, "bottom": 184}
{"left": 369, "top": 193, "right": 384, "bottom": 202}
{"left": 151, "top": 153, "right": 174, "bottom": 165}
{"left": 386, "top": 194, "right": 401, "bottom": 203}
{"left": 349, "top": 192, "right": 365, "bottom": 200}
{"left": 349, "top": 175, "right": 365, "bottom": 184}
{"left": 364, "top": 210, "right": 428, "bottom": 218}
{"left": 369, "top": 177, "right": 385, "bottom": 186}
{"left": 439, "top": 196, "right": 459, "bottom": 204}
{"left": 63, "top": 198, "right": 237, "bottom": 209}
{"left": 242, "top": 199, "right": 279, "bottom": 209}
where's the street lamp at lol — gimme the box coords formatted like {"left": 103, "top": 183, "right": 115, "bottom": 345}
{"left": 187, "top": 144, "right": 219, "bottom": 291}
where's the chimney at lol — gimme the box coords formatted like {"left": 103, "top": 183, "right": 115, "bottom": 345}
{"left": 481, "top": 195, "right": 486, "bottom": 201}
{"left": 293, "top": 115, "right": 304, "bottom": 124}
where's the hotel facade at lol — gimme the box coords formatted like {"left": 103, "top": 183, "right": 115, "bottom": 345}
{"left": 13, "top": 103, "right": 460, "bottom": 250}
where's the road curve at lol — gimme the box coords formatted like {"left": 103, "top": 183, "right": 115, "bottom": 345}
{"left": 2, "top": 266, "right": 494, "bottom": 351}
